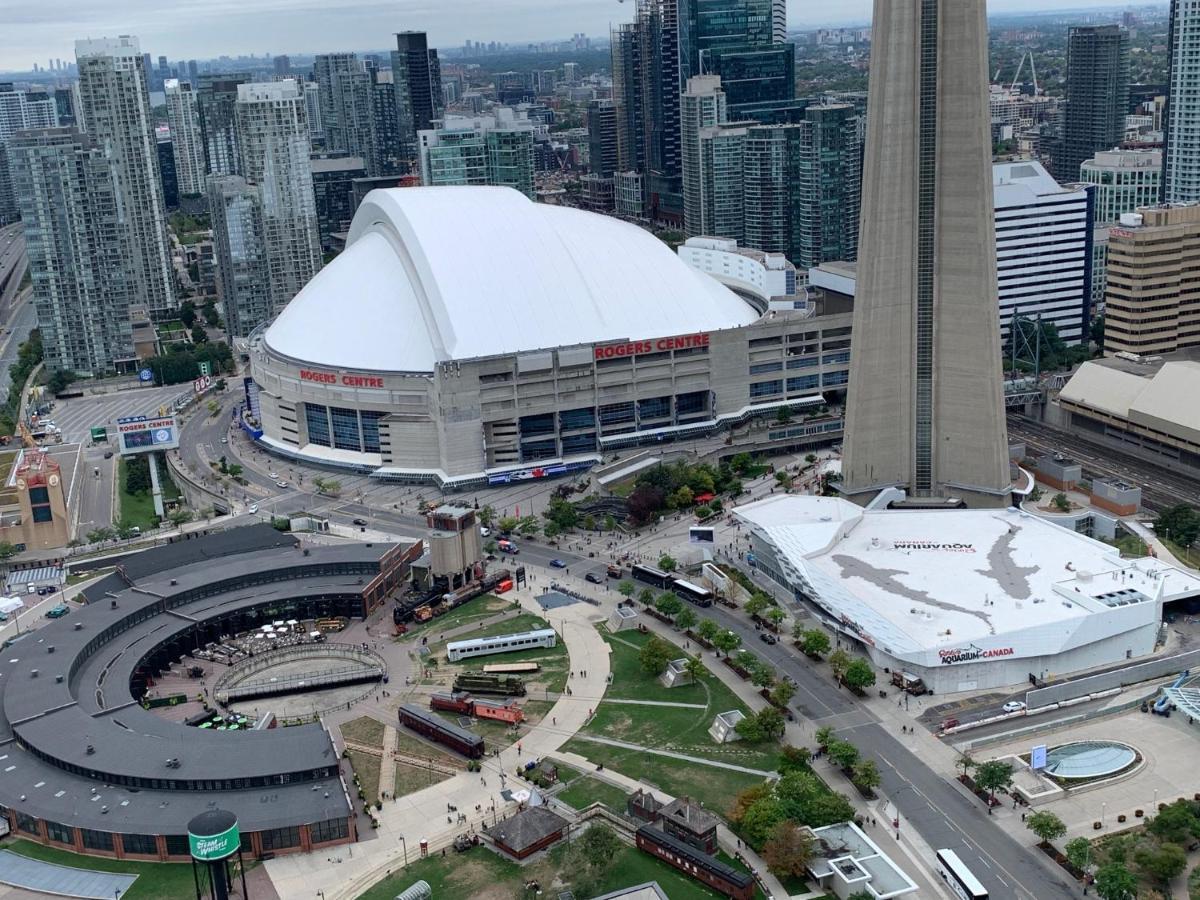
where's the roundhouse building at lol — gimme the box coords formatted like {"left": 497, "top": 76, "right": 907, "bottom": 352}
{"left": 246, "top": 186, "right": 855, "bottom": 488}
{"left": 0, "top": 529, "right": 418, "bottom": 860}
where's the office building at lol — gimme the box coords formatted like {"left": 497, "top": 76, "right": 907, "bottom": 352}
{"left": 163, "top": 79, "right": 206, "bottom": 196}
{"left": 233, "top": 80, "right": 322, "bottom": 336}
{"left": 1104, "top": 205, "right": 1200, "bottom": 356}
{"left": 993, "top": 161, "right": 1094, "bottom": 346}
{"left": 842, "top": 0, "right": 1010, "bottom": 505}
{"left": 311, "top": 155, "right": 366, "bottom": 249}
{"left": 197, "top": 72, "right": 250, "bottom": 176}
{"left": 273, "top": 55, "right": 291, "bottom": 76}
{"left": 419, "top": 113, "right": 535, "bottom": 197}
{"left": 1163, "top": 0, "right": 1200, "bottom": 202}
{"left": 10, "top": 128, "right": 132, "bottom": 375}
{"left": 587, "top": 99, "right": 619, "bottom": 178}
{"left": 207, "top": 175, "right": 271, "bottom": 342}
{"left": 75, "top": 35, "right": 176, "bottom": 316}
{"left": 1058, "top": 26, "right": 1130, "bottom": 183}
{"left": 303, "top": 82, "right": 323, "bottom": 140}
{"left": 156, "top": 132, "right": 178, "bottom": 208}
{"left": 702, "top": 43, "right": 797, "bottom": 120}
{"left": 0, "top": 85, "right": 59, "bottom": 224}
{"left": 391, "top": 32, "right": 442, "bottom": 163}
{"left": 682, "top": 76, "right": 730, "bottom": 237}
{"left": 1080, "top": 149, "right": 1162, "bottom": 224}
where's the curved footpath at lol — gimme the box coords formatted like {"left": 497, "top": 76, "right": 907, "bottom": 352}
{"left": 265, "top": 586, "right": 790, "bottom": 899}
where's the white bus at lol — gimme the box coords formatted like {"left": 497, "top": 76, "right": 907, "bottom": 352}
{"left": 935, "top": 848, "right": 988, "bottom": 900}
{"left": 446, "top": 628, "right": 557, "bottom": 662}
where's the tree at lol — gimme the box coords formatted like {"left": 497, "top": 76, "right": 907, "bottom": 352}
{"left": 739, "top": 795, "right": 785, "bottom": 848}
{"left": 955, "top": 751, "right": 977, "bottom": 780}
{"left": 843, "top": 658, "right": 877, "bottom": 692}
{"left": 86, "top": 526, "right": 115, "bottom": 544}
{"left": 637, "top": 587, "right": 656, "bottom": 606}
{"left": 734, "top": 713, "right": 767, "bottom": 743}
{"left": 695, "top": 504, "right": 712, "bottom": 519}
{"left": 542, "top": 522, "right": 560, "bottom": 540}
{"left": 675, "top": 607, "right": 698, "bottom": 631}
{"left": 728, "top": 782, "right": 773, "bottom": 825}
{"left": 1064, "top": 837, "right": 1093, "bottom": 874}
{"left": 851, "top": 759, "right": 881, "bottom": 794}
{"left": 226, "top": 463, "right": 242, "bottom": 479}
{"left": 1025, "top": 810, "right": 1067, "bottom": 847}
{"left": 206, "top": 399, "right": 219, "bottom": 416}
{"left": 567, "top": 822, "right": 623, "bottom": 896}
{"left": 1052, "top": 492, "right": 1072, "bottom": 513}
{"left": 712, "top": 630, "right": 742, "bottom": 656}
{"left": 639, "top": 635, "right": 674, "bottom": 676}
{"left": 756, "top": 706, "right": 786, "bottom": 739}
{"left": 762, "top": 821, "right": 813, "bottom": 879}
{"left": 1147, "top": 801, "right": 1200, "bottom": 845}
{"left": 168, "top": 508, "right": 194, "bottom": 526}
{"left": 125, "top": 456, "right": 151, "bottom": 494}
{"left": 115, "top": 520, "right": 140, "bottom": 540}
{"left": 1135, "top": 842, "right": 1187, "bottom": 886}
{"left": 744, "top": 593, "right": 771, "bottom": 618}
{"left": 684, "top": 655, "right": 706, "bottom": 683}
{"left": 827, "top": 738, "right": 859, "bottom": 770}
{"left": 1091, "top": 314, "right": 1105, "bottom": 349}
{"left": 655, "top": 594, "right": 684, "bottom": 618}
{"left": 46, "top": 368, "right": 75, "bottom": 394}
{"left": 828, "top": 648, "right": 851, "bottom": 684}
{"left": 478, "top": 505, "right": 495, "bottom": 527}
{"left": 497, "top": 516, "right": 519, "bottom": 534}
{"left": 697, "top": 618, "right": 720, "bottom": 642}
{"left": 518, "top": 516, "right": 540, "bottom": 537}
{"left": 1094, "top": 862, "right": 1137, "bottom": 900}
{"left": 974, "top": 760, "right": 1015, "bottom": 806}
{"left": 617, "top": 580, "right": 636, "bottom": 599}
{"left": 583, "top": 514, "right": 596, "bottom": 531}
{"left": 667, "top": 485, "right": 694, "bottom": 509}
{"left": 658, "top": 554, "right": 677, "bottom": 572}
{"left": 190, "top": 323, "right": 209, "bottom": 344}
{"left": 543, "top": 496, "right": 579, "bottom": 530}
{"left": 800, "top": 629, "right": 831, "bottom": 658}
{"left": 1156, "top": 504, "right": 1200, "bottom": 548}
{"left": 765, "top": 607, "right": 785, "bottom": 629}
{"left": 770, "top": 680, "right": 796, "bottom": 707}
{"left": 604, "top": 514, "right": 616, "bottom": 531}
{"left": 778, "top": 745, "right": 811, "bottom": 775}
{"left": 814, "top": 726, "right": 835, "bottom": 749}
{"left": 178, "top": 300, "right": 197, "bottom": 328}
{"left": 751, "top": 663, "right": 775, "bottom": 688}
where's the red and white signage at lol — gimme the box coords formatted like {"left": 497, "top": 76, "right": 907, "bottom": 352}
{"left": 593, "top": 333, "right": 710, "bottom": 361}
{"left": 299, "top": 369, "right": 385, "bottom": 389}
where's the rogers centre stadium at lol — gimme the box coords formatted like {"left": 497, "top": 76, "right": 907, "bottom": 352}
{"left": 735, "top": 495, "right": 1200, "bottom": 693}
{"left": 244, "top": 186, "right": 854, "bottom": 488}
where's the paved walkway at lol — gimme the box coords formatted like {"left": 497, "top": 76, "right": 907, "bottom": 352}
{"left": 569, "top": 733, "right": 779, "bottom": 776}
{"left": 378, "top": 725, "right": 398, "bottom": 800}
{"left": 601, "top": 698, "right": 708, "bottom": 709}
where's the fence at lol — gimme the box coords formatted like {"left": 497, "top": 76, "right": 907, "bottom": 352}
{"left": 1026, "top": 647, "right": 1200, "bottom": 709}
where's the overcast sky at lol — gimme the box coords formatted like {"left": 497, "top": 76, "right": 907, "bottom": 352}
{"left": 2, "top": 0, "right": 1148, "bottom": 71}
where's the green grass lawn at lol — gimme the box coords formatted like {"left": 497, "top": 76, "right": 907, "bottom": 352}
{"left": 340, "top": 715, "right": 386, "bottom": 749}
{"left": 356, "top": 839, "right": 763, "bottom": 900}
{"left": 347, "top": 748, "right": 381, "bottom": 802}
{"left": 390, "top": 728, "right": 466, "bottom": 771}
{"left": 555, "top": 775, "right": 632, "bottom": 812}
{"left": 394, "top": 759, "right": 453, "bottom": 796}
{"left": 117, "top": 458, "right": 182, "bottom": 531}
{"left": 431, "top": 612, "right": 571, "bottom": 695}
{"left": 0, "top": 838, "right": 198, "bottom": 900}
{"left": 400, "top": 593, "right": 518, "bottom": 641}
{"left": 430, "top": 700, "right": 553, "bottom": 747}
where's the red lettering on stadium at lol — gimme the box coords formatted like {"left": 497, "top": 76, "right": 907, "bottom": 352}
{"left": 299, "top": 369, "right": 384, "bottom": 389}
{"left": 593, "top": 333, "right": 710, "bottom": 360}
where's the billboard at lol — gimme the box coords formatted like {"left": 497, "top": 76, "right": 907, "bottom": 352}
{"left": 117, "top": 414, "right": 180, "bottom": 455}
{"left": 689, "top": 526, "right": 715, "bottom": 544}
{"left": 188, "top": 819, "right": 240, "bottom": 861}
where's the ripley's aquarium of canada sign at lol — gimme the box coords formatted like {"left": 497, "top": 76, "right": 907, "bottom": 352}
{"left": 188, "top": 821, "right": 240, "bottom": 861}
{"left": 938, "top": 644, "right": 1016, "bottom": 666}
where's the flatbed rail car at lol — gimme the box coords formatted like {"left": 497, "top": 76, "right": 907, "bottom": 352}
{"left": 453, "top": 672, "right": 527, "bottom": 697}
{"left": 482, "top": 662, "right": 540, "bottom": 674}
{"left": 446, "top": 628, "right": 557, "bottom": 662}
{"left": 398, "top": 704, "right": 485, "bottom": 759}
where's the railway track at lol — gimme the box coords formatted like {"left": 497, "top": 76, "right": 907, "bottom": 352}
{"left": 1008, "top": 415, "right": 1200, "bottom": 514}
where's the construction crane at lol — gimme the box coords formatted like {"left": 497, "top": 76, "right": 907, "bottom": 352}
{"left": 1010, "top": 51, "right": 1040, "bottom": 95}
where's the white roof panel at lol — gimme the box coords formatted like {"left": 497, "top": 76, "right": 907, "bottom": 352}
{"left": 264, "top": 187, "right": 757, "bottom": 372}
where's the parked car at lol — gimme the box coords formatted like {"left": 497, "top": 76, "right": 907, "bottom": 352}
{"left": 45, "top": 605, "right": 69, "bottom": 619}
{"left": 1002, "top": 701, "right": 1026, "bottom": 713}
{"left": 585, "top": 572, "right": 604, "bottom": 584}
{"left": 103, "top": 450, "right": 114, "bottom": 459}
{"left": 549, "top": 559, "right": 566, "bottom": 569}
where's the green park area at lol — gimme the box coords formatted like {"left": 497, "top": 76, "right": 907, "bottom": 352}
{"left": 356, "top": 832, "right": 766, "bottom": 900}
{"left": 117, "top": 455, "right": 181, "bottom": 532}
{"left": 0, "top": 838, "right": 199, "bottom": 900}
{"left": 400, "top": 592, "right": 518, "bottom": 641}
{"left": 427, "top": 611, "right": 571, "bottom": 697}
{"left": 560, "top": 627, "right": 781, "bottom": 813}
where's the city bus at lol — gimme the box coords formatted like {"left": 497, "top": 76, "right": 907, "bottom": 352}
{"left": 935, "top": 848, "right": 988, "bottom": 900}
{"left": 631, "top": 564, "right": 673, "bottom": 589}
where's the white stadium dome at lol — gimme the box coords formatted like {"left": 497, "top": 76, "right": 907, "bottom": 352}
{"left": 262, "top": 186, "right": 758, "bottom": 372}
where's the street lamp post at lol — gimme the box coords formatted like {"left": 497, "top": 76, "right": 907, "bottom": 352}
{"left": 398, "top": 835, "right": 407, "bottom": 867}
{"left": 1101, "top": 802, "right": 1106, "bottom": 825}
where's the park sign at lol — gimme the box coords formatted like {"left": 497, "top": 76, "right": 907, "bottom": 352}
{"left": 188, "top": 819, "right": 240, "bottom": 862}
{"left": 116, "top": 414, "right": 180, "bottom": 456}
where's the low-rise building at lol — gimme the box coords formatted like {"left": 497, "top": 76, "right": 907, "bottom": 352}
{"left": 483, "top": 807, "right": 568, "bottom": 860}
{"left": 807, "top": 822, "right": 918, "bottom": 899}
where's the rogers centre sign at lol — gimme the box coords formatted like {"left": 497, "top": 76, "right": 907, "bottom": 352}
{"left": 299, "top": 369, "right": 385, "bottom": 389}
{"left": 594, "top": 333, "right": 710, "bottom": 360}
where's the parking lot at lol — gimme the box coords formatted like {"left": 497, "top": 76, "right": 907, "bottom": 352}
{"left": 45, "top": 383, "right": 192, "bottom": 444}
